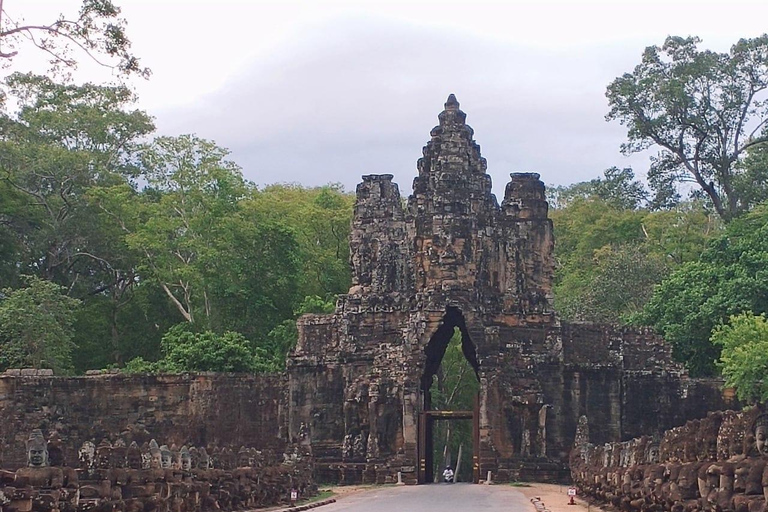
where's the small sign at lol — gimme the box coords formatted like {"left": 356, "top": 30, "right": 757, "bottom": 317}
{"left": 291, "top": 490, "right": 298, "bottom": 500}
{"left": 568, "top": 488, "right": 577, "bottom": 497}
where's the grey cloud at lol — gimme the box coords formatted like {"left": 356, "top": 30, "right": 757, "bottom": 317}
{"left": 154, "top": 17, "right": 652, "bottom": 195}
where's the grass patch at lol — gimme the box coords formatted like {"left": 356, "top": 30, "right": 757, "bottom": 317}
{"left": 509, "top": 482, "right": 533, "bottom": 487}
{"left": 299, "top": 490, "right": 334, "bottom": 504}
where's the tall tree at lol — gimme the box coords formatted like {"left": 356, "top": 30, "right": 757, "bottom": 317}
{"left": 0, "top": 73, "right": 153, "bottom": 287}
{"left": 0, "top": 0, "right": 149, "bottom": 78}
{"left": 607, "top": 35, "right": 768, "bottom": 221}
{"left": 551, "top": 191, "right": 719, "bottom": 324}
{"left": 248, "top": 184, "right": 354, "bottom": 300}
{"left": 0, "top": 73, "right": 154, "bottom": 367}
{"left": 0, "top": 276, "right": 81, "bottom": 373}
{"left": 639, "top": 203, "right": 768, "bottom": 376}
{"left": 102, "top": 135, "right": 248, "bottom": 325}
{"left": 548, "top": 167, "right": 647, "bottom": 210}
{"left": 713, "top": 313, "right": 768, "bottom": 404}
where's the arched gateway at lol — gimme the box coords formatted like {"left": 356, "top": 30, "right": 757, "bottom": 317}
{"left": 286, "top": 95, "right": 727, "bottom": 485}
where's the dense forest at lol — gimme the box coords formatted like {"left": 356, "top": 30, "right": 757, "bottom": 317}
{"left": 2, "top": 23, "right": 768, "bottom": 404}
{"left": 0, "top": 73, "right": 353, "bottom": 374}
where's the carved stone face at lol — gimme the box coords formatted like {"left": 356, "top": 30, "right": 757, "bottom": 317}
{"left": 150, "top": 450, "right": 162, "bottom": 469}
{"left": 180, "top": 452, "right": 192, "bottom": 471}
{"left": 127, "top": 451, "right": 143, "bottom": 470}
{"left": 648, "top": 445, "right": 660, "bottom": 464}
{"left": 756, "top": 425, "right": 768, "bottom": 455}
{"left": 27, "top": 430, "right": 49, "bottom": 467}
{"left": 29, "top": 446, "right": 48, "bottom": 467}
{"left": 160, "top": 450, "right": 172, "bottom": 469}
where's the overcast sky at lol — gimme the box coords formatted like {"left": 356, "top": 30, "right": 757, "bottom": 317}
{"left": 10, "top": 0, "right": 768, "bottom": 196}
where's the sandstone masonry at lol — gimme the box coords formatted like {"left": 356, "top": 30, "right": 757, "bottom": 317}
{"left": 287, "top": 95, "right": 731, "bottom": 484}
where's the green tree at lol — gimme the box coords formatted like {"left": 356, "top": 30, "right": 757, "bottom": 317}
{"left": 551, "top": 190, "right": 719, "bottom": 324}
{"left": 123, "top": 325, "right": 280, "bottom": 374}
{"left": 548, "top": 167, "right": 647, "bottom": 210}
{"left": 0, "top": 73, "right": 153, "bottom": 287}
{"left": 639, "top": 203, "right": 768, "bottom": 376}
{"left": 248, "top": 184, "right": 354, "bottom": 300}
{"left": 562, "top": 244, "right": 668, "bottom": 323}
{"left": 607, "top": 35, "right": 768, "bottom": 221}
{"left": 0, "top": 73, "right": 154, "bottom": 367}
{"left": 0, "top": 0, "right": 149, "bottom": 78}
{"left": 124, "top": 134, "right": 248, "bottom": 324}
{"left": 713, "top": 313, "right": 768, "bottom": 403}
{"left": 0, "top": 276, "right": 81, "bottom": 373}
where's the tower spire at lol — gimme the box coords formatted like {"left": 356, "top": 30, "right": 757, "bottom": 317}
{"left": 437, "top": 93, "right": 467, "bottom": 129}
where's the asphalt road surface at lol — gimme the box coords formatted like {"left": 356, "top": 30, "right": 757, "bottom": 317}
{"left": 318, "top": 483, "right": 531, "bottom": 512}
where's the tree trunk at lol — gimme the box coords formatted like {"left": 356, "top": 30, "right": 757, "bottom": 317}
{"left": 455, "top": 443, "right": 463, "bottom": 483}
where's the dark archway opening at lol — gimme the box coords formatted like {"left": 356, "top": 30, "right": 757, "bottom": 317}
{"left": 418, "top": 307, "right": 480, "bottom": 484}
{"left": 420, "top": 306, "right": 479, "bottom": 411}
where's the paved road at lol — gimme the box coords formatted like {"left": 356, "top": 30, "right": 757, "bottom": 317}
{"left": 318, "top": 483, "right": 530, "bottom": 512}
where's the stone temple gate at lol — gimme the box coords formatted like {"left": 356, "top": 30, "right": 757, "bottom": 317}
{"left": 286, "top": 95, "right": 730, "bottom": 485}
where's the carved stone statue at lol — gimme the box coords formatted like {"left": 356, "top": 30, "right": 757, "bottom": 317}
{"left": 754, "top": 415, "right": 768, "bottom": 455}
{"left": 127, "top": 442, "right": 143, "bottom": 470}
{"left": 179, "top": 446, "right": 192, "bottom": 471}
{"left": 538, "top": 404, "right": 552, "bottom": 458}
{"left": 159, "top": 445, "right": 173, "bottom": 469}
{"left": 148, "top": 440, "right": 162, "bottom": 469}
{"left": 96, "top": 439, "right": 112, "bottom": 469}
{"left": 521, "top": 429, "right": 531, "bottom": 457}
{"left": 575, "top": 415, "right": 590, "bottom": 447}
{"left": 352, "top": 432, "right": 366, "bottom": 459}
{"left": 647, "top": 441, "right": 660, "bottom": 464}
{"left": 342, "top": 434, "right": 353, "bottom": 459}
{"left": 197, "top": 447, "right": 211, "bottom": 470}
{"left": 237, "top": 446, "right": 250, "bottom": 468}
{"left": 26, "top": 429, "right": 49, "bottom": 467}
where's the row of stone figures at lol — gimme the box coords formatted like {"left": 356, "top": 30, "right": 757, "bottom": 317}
{"left": 570, "top": 410, "right": 768, "bottom": 512}
{"left": 0, "top": 430, "right": 316, "bottom": 512}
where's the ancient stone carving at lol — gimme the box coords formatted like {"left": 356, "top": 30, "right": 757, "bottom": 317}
{"left": 26, "top": 430, "right": 48, "bottom": 468}
{"left": 572, "top": 409, "right": 768, "bottom": 512}
{"left": 753, "top": 414, "right": 768, "bottom": 455}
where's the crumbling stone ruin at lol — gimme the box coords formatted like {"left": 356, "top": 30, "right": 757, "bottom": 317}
{"left": 287, "top": 95, "right": 731, "bottom": 484}
{"left": 0, "top": 429, "right": 314, "bottom": 512}
{"left": 0, "top": 95, "right": 736, "bottom": 492}
{"left": 571, "top": 408, "right": 768, "bottom": 512}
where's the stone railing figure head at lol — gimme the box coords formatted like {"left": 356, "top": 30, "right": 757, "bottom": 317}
{"left": 148, "top": 439, "right": 162, "bottom": 469}
{"left": 159, "top": 445, "right": 173, "bottom": 469}
{"left": 127, "top": 442, "right": 143, "bottom": 470}
{"left": 197, "top": 447, "right": 211, "bottom": 470}
{"left": 27, "top": 429, "right": 49, "bottom": 467}
{"left": 179, "top": 446, "right": 192, "bottom": 471}
{"left": 754, "top": 414, "right": 768, "bottom": 455}
{"left": 647, "top": 440, "right": 660, "bottom": 464}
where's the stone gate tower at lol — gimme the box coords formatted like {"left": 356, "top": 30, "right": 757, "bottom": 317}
{"left": 287, "top": 95, "right": 727, "bottom": 484}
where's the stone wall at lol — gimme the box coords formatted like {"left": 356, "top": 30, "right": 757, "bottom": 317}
{"left": 0, "top": 439, "right": 314, "bottom": 512}
{"left": 0, "top": 372, "right": 287, "bottom": 470}
{"left": 571, "top": 407, "right": 764, "bottom": 512}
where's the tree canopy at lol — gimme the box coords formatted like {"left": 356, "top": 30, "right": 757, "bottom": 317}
{"left": 638, "top": 204, "right": 768, "bottom": 376}
{"left": 0, "top": 0, "right": 149, "bottom": 78}
{"left": 607, "top": 35, "right": 768, "bottom": 221}
{"left": 0, "top": 73, "right": 354, "bottom": 374}
{"left": 550, "top": 169, "right": 720, "bottom": 325}
{"left": 713, "top": 313, "right": 768, "bottom": 404}
{"left": 0, "top": 276, "right": 81, "bottom": 374}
